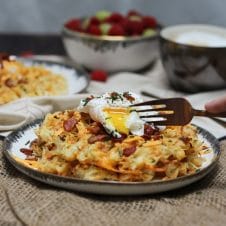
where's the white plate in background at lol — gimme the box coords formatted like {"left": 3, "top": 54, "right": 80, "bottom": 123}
{"left": 17, "top": 57, "right": 90, "bottom": 94}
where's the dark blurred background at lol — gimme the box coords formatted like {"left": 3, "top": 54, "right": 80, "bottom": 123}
{"left": 0, "top": 0, "right": 225, "bottom": 55}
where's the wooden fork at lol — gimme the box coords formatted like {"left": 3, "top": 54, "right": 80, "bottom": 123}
{"left": 131, "top": 98, "right": 226, "bottom": 126}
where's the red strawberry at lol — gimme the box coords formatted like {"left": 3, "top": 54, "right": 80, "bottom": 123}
{"left": 20, "top": 51, "right": 33, "bottom": 58}
{"left": 127, "top": 10, "right": 142, "bottom": 17}
{"left": 108, "top": 24, "right": 125, "bottom": 36}
{"left": 89, "top": 17, "right": 100, "bottom": 26}
{"left": 123, "top": 18, "right": 143, "bottom": 35}
{"left": 105, "top": 12, "right": 124, "bottom": 24}
{"left": 121, "top": 18, "right": 130, "bottom": 35}
{"left": 87, "top": 25, "right": 101, "bottom": 35}
{"left": 65, "top": 19, "right": 81, "bottom": 31}
{"left": 142, "top": 16, "right": 157, "bottom": 29}
{"left": 90, "top": 70, "right": 108, "bottom": 82}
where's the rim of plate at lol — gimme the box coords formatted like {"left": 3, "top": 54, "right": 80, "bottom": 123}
{"left": 3, "top": 118, "right": 221, "bottom": 187}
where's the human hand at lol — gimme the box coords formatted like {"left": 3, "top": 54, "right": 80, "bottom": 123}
{"left": 205, "top": 95, "right": 226, "bottom": 113}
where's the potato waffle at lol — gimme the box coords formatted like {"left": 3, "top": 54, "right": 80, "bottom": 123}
{"left": 24, "top": 110, "right": 208, "bottom": 182}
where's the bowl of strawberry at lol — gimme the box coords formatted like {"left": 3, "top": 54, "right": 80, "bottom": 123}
{"left": 62, "top": 10, "right": 160, "bottom": 72}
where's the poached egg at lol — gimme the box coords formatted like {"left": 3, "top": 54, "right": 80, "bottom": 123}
{"left": 77, "top": 92, "right": 148, "bottom": 138}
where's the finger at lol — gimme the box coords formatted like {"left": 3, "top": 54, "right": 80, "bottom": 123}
{"left": 205, "top": 95, "right": 226, "bottom": 113}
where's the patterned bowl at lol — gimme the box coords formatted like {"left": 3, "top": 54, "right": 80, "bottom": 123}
{"left": 160, "top": 24, "right": 226, "bottom": 92}
{"left": 62, "top": 25, "right": 159, "bottom": 72}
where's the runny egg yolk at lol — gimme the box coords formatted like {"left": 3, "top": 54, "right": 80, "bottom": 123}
{"left": 104, "top": 107, "right": 131, "bottom": 135}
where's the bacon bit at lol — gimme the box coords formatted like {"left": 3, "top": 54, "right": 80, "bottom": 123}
{"left": 153, "top": 134, "right": 162, "bottom": 140}
{"left": 70, "top": 161, "right": 78, "bottom": 168}
{"left": 181, "top": 157, "right": 188, "bottom": 162}
{"left": 5, "top": 78, "right": 17, "bottom": 87}
{"left": 180, "top": 136, "right": 191, "bottom": 144}
{"left": 39, "top": 141, "right": 47, "bottom": 147}
{"left": 81, "top": 112, "right": 89, "bottom": 117}
{"left": 110, "top": 92, "right": 121, "bottom": 100}
{"left": 142, "top": 124, "right": 155, "bottom": 140}
{"left": 144, "top": 124, "right": 154, "bottom": 135}
{"left": 81, "top": 112, "right": 93, "bottom": 124}
{"left": 18, "top": 78, "right": 28, "bottom": 84}
{"left": 63, "top": 117, "right": 78, "bottom": 132}
{"left": 0, "top": 53, "right": 10, "bottom": 61}
{"left": 46, "top": 152, "right": 55, "bottom": 160}
{"left": 143, "top": 124, "right": 161, "bottom": 140}
{"left": 167, "top": 155, "right": 176, "bottom": 161}
{"left": 59, "top": 134, "right": 66, "bottom": 141}
{"left": 123, "top": 92, "right": 135, "bottom": 102}
{"left": 30, "top": 139, "right": 38, "bottom": 146}
{"left": 112, "top": 133, "right": 127, "bottom": 143}
{"left": 83, "top": 95, "right": 94, "bottom": 106}
{"left": 67, "top": 111, "right": 75, "bottom": 118}
{"left": 20, "top": 148, "right": 33, "bottom": 156}
{"left": 123, "top": 146, "right": 136, "bottom": 157}
{"left": 88, "top": 134, "right": 110, "bottom": 144}
{"left": 87, "top": 122, "right": 102, "bottom": 134}
{"left": 87, "top": 125, "right": 101, "bottom": 134}
{"left": 47, "top": 143, "right": 56, "bottom": 151}
{"left": 0, "top": 53, "right": 10, "bottom": 68}
{"left": 30, "top": 139, "right": 45, "bottom": 148}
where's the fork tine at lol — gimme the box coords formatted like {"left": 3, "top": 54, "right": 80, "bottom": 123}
{"left": 149, "top": 120, "right": 175, "bottom": 126}
{"left": 134, "top": 106, "right": 167, "bottom": 112}
{"left": 142, "top": 113, "right": 182, "bottom": 126}
{"left": 139, "top": 113, "right": 173, "bottom": 118}
{"left": 130, "top": 98, "right": 177, "bottom": 107}
{"left": 145, "top": 114, "right": 188, "bottom": 126}
{"left": 132, "top": 98, "right": 191, "bottom": 126}
{"left": 150, "top": 121, "right": 188, "bottom": 126}
{"left": 131, "top": 98, "right": 185, "bottom": 107}
{"left": 130, "top": 99, "right": 170, "bottom": 107}
{"left": 144, "top": 117, "right": 174, "bottom": 126}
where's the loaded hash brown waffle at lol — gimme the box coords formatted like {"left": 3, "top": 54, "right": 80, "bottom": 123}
{"left": 18, "top": 92, "right": 209, "bottom": 182}
{"left": 0, "top": 58, "right": 67, "bottom": 104}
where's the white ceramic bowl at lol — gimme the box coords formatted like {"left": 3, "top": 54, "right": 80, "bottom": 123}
{"left": 62, "top": 26, "right": 159, "bottom": 72}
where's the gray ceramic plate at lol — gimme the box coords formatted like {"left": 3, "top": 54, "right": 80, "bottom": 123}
{"left": 16, "top": 57, "right": 90, "bottom": 94}
{"left": 3, "top": 119, "right": 220, "bottom": 195}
